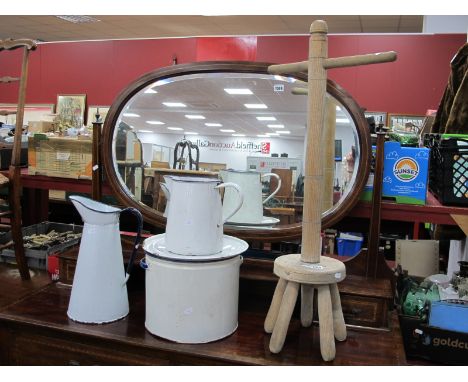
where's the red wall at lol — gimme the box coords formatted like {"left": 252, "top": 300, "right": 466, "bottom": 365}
{"left": 0, "top": 33, "right": 465, "bottom": 115}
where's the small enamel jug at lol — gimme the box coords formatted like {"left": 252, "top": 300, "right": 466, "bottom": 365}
{"left": 160, "top": 176, "right": 243, "bottom": 255}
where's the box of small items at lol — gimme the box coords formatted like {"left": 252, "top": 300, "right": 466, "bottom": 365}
{"left": 0, "top": 222, "right": 83, "bottom": 270}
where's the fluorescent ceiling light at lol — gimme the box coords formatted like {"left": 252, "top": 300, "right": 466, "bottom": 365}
{"left": 56, "top": 15, "right": 100, "bottom": 24}
{"left": 224, "top": 88, "right": 253, "bottom": 95}
{"left": 336, "top": 118, "right": 350, "bottom": 123}
{"left": 267, "top": 124, "right": 284, "bottom": 129}
{"left": 220, "top": 129, "right": 235, "bottom": 133}
{"left": 256, "top": 116, "right": 276, "bottom": 121}
{"left": 144, "top": 88, "right": 158, "bottom": 94}
{"left": 185, "top": 115, "right": 205, "bottom": 120}
{"left": 185, "top": 132, "right": 198, "bottom": 135}
{"left": 167, "top": 127, "right": 183, "bottom": 131}
{"left": 123, "top": 113, "right": 140, "bottom": 117}
{"left": 205, "top": 123, "right": 222, "bottom": 127}
{"left": 138, "top": 130, "right": 152, "bottom": 133}
{"left": 146, "top": 120, "right": 164, "bottom": 125}
{"left": 277, "top": 130, "right": 291, "bottom": 134}
{"left": 163, "top": 102, "right": 186, "bottom": 107}
{"left": 232, "top": 134, "right": 245, "bottom": 137}
{"left": 244, "top": 104, "right": 267, "bottom": 109}
{"left": 257, "top": 134, "right": 268, "bottom": 137}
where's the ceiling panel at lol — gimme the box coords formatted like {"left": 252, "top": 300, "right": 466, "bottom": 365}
{"left": 0, "top": 15, "right": 424, "bottom": 42}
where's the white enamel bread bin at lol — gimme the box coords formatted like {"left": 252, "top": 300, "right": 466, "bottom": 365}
{"left": 142, "top": 254, "right": 242, "bottom": 344}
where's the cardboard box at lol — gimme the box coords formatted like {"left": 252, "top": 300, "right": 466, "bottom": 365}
{"left": 382, "top": 141, "right": 430, "bottom": 205}
{"left": 29, "top": 121, "right": 54, "bottom": 134}
{"left": 28, "top": 135, "right": 93, "bottom": 179}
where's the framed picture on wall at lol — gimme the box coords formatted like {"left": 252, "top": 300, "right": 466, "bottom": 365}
{"left": 87, "top": 105, "right": 110, "bottom": 127}
{"left": 0, "top": 103, "right": 55, "bottom": 125}
{"left": 364, "top": 111, "right": 387, "bottom": 125}
{"left": 56, "top": 94, "right": 86, "bottom": 128}
{"left": 387, "top": 114, "right": 425, "bottom": 132}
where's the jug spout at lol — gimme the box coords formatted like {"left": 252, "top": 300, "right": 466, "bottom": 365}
{"left": 69, "top": 195, "right": 121, "bottom": 225}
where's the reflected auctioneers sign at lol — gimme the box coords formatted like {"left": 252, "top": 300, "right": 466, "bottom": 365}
{"left": 195, "top": 139, "right": 270, "bottom": 154}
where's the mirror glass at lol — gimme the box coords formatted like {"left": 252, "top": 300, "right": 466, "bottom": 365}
{"left": 110, "top": 71, "right": 361, "bottom": 231}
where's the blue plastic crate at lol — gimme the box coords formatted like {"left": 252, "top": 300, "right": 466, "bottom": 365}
{"left": 336, "top": 234, "right": 363, "bottom": 257}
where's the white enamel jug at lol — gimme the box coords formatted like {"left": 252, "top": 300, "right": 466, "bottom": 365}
{"left": 160, "top": 176, "right": 243, "bottom": 255}
{"left": 67, "top": 195, "right": 143, "bottom": 324}
{"left": 219, "top": 170, "right": 281, "bottom": 224}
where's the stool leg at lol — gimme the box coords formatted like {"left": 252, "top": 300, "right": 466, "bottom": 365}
{"left": 330, "top": 283, "right": 347, "bottom": 341}
{"left": 264, "top": 277, "right": 287, "bottom": 333}
{"left": 269, "top": 281, "right": 299, "bottom": 354}
{"left": 300, "top": 284, "right": 314, "bottom": 327}
{"left": 317, "top": 285, "right": 335, "bottom": 361}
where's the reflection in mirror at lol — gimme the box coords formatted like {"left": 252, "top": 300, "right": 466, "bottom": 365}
{"left": 111, "top": 72, "right": 361, "bottom": 231}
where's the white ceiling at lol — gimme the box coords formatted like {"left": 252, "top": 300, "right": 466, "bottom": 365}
{"left": 0, "top": 15, "right": 424, "bottom": 42}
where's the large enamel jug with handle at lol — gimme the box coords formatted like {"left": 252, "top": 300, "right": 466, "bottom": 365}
{"left": 160, "top": 176, "right": 243, "bottom": 255}
{"left": 67, "top": 195, "right": 143, "bottom": 324}
{"left": 219, "top": 170, "right": 281, "bottom": 224}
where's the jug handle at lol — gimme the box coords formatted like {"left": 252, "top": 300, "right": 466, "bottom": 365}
{"left": 216, "top": 182, "right": 244, "bottom": 224}
{"left": 121, "top": 207, "right": 144, "bottom": 283}
{"left": 160, "top": 182, "right": 170, "bottom": 201}
{"left": 261, "top": 173, "right": 282, "bottom": 204}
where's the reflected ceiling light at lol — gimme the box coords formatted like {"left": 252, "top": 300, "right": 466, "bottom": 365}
{"left": 123, "top": 113, "right": 140, "bottom": 117}
{"left": 138, "top": 130, "right": 152, "bottom": 133}
{"left": 205, "top": 123, "right": 222, "bottom": 127}
{"left": 256, "top": 116, "right": 276, "bottom": 121}
{"left": 232, "top": 134, "right": 245, "bottom": 137}
{"left": 153, "top": 79, "right": 172, "bottom": 87}
{"left": 146, "top": 120, "right": 164, "bottom": 125}
{"left": 144, "top": 88, "right": 158, "bottom": 94}
{"left": 185, "top": 115, "right": 205, "bottom": 119}
{"left": 336, "top": 106, "right": 342, "bottom": 111}
{"left": 163, "top": 102, "right": 186, "bottom": 107}
{"left": 244, "top": 104, "right": 267, "bottom": 109}
{"left": 274, "top": 75, "right": 297, "bottom": 83}
{"left": 336, "top": 118, "right": 350, "bottom": 123}
{"left": 277, "top": 130, "right": 291, "bottom": 134}
{"left": 257, "top": 134, "right": 268, "bottom": 137}
{"left": 167, "top": 127, "right": 183, "bottom": 131}
{"left": 224, "top": 88, "right": 253, "bottom": 95}
{"left": 220, "top": 129, "right": 235, "bottom": 133}
{"left": 267, "top": 124, "right": 284, "bottom": 129}
{"left": 266, "top": 133, "right": 279, "bottom": 136}
{"left": 185, "top": 132, "right": 198, "bottom": 135}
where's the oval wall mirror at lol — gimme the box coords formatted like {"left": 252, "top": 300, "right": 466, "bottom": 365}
{"left": 102, "top": 62, "right": 370, "bottom": 242}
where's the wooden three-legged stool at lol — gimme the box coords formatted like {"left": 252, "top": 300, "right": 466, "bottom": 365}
{"left": 265, "top": 255, "right": 346, "bottom": 361}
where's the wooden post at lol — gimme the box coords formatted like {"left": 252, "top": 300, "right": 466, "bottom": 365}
{"left": 301, "top": 20, "right": 328, "bottom": 264}
{"left": 9, "top": 47, "right": 32, "bottom": 280}
{"left": 366, "top": 129, "right": 387, "bottom": 278}
{"left": 323, "top": 96, "right": 336, "bottom": 212}
{"left": 92, "top": 112, "right": 103, "bottom": 201}
{"left": 11, "top": 48, "right": 30, "bottom": 166}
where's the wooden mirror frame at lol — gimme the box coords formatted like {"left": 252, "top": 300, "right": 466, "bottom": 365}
{"left": 102, "top": 61, "right": 370, "bottom": 242}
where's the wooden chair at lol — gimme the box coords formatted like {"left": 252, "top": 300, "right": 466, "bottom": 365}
{"left": 0, "top": 39, "right": 37, "bottom": 280}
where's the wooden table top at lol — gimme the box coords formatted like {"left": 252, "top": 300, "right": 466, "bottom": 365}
{"left": 0, "top": 279, "right": 407, "bottom": 366}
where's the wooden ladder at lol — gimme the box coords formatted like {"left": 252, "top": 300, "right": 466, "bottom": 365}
{"left": 0, "top": 38, "right": 37, "bottom": 280}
